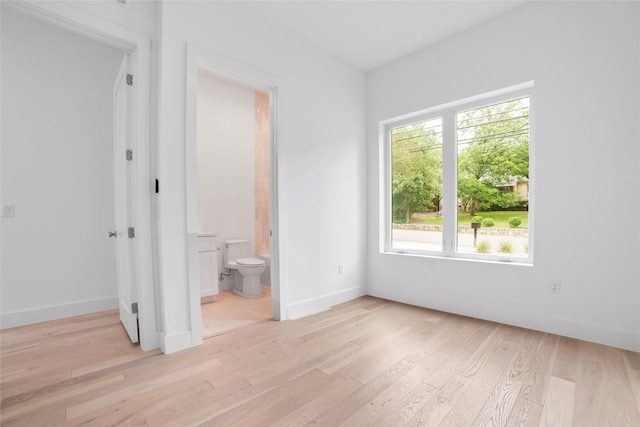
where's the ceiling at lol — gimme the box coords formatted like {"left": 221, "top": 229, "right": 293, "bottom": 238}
{"left": 244, "top": 1, "right": 529, "bottom": 71}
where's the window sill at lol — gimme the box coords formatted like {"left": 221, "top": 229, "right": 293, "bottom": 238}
{"left": 382, "top": 249, "right": 533, "bottom": 267}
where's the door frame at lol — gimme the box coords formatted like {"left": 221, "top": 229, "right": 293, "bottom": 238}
{"left": 6, "top": 1, "right": 159, "bottom": 350}
{"left": 185, "top": 44, "right": 287, "bottom": 344}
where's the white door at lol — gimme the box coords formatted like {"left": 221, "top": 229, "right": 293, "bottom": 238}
{"left": 112, "top": 54, "right": 138, "bottom": 343}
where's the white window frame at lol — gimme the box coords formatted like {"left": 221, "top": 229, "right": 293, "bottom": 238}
{"left": 380, "top": 82, "right": 535, "bottom": 265}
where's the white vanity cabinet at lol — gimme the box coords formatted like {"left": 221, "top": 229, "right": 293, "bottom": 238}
{"left": 198, "top": 233, "right": 219, "bottom": 299}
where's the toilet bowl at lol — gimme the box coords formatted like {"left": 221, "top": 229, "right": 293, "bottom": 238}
{"left": 223, "top": 239, "right": 266, "bottom": 298}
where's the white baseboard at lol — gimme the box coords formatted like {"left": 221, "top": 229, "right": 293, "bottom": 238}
{"left": 0, "top": 296, "right": 118, "bottom": 329}
{"left": 367, "top": 288, "right": 640, "bottom": 352}
{"left": 287, "top": 285, "right": 366, "bottom": 320}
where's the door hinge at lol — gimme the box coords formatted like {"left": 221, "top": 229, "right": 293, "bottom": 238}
{"left": 131, "top": 302, "right": 138, "bottom": 314}
{"left": 126, "top": 74, "right": 133, "bottom": 86}
{"left": 126, "top": 149, "right": 133, "bottom": 161}
{"left": 128, "top": 227, "right": 135, "bottom": 238}
{"left": 155, "top": 178, "right": 159, "bottom": 194}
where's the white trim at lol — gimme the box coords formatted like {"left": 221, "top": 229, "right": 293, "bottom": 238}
{"left": 287, "top": 286, "right": 366, "bottom": 320}
{"left": 185, "top": 47, "right": 201, "bottom": 348}
{"left": 161, "top": 331, "right": 194, "bottom": 354}
{"left": 4, "top": 1, "right": 140, "bottom": 51}
{"left": 5, "top": 0, "right": 159, "bottom": 350}
{"left": 381, "top": 83, "right": 534, "bottom": 265}
{"left": 380, "top": 250, "right": 534, "bottom": 268}
{"left": 1, "top": 297, "right": 118, "bottom": 329}
{"left": 442, "top": 111, "right": 457, "bottom": 255}
{"left": 527, "top": 91, "right": 536, "bottom": 265}
{"left": 379, "top": 123, "right": 390, "bottom": 254}
{"left": 268, "top": 86, "right": 286, "bottom": 321}
{"left": 185, "top": 44, "right": 286, "bottom": 346}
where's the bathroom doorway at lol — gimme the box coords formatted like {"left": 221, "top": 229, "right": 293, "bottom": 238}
{"left": 197, "top": 72, "right": 273, "bottom": 337}
{"left": 184, "top": 44, "right": 284, "bottom": 342}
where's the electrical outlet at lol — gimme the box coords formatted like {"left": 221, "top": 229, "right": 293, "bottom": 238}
{"left": 551, "top": 281, "right": 562, "bottom": 294}
{"left": 338, "top": 264, "right": 344, "bottom": 274}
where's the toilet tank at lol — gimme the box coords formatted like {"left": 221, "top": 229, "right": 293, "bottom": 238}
{"left": 224, "top": 239, "right": 251, "bottom": 267}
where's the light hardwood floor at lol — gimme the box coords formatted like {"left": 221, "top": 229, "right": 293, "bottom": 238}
{"left": 201, "top": 286, "right": 272, "bottom": 338}
{"left": 1, "top": 296, "right": 639, "bottom": 426}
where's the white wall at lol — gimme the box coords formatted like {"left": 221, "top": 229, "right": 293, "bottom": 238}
{"left": 1, "top": 8, "right": 125, "bottom": 326}
{"left": 197, "top": 72, "right": 256, "bottom": 290}
{"left": 367, "top": 1, "right": 640, "bottom": 351}
{"left": 158, "top": 2, "right": 367, "bottom": 351}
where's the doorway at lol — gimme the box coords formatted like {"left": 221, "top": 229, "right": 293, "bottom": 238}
{"left": 1, "top": 1, "right": 157, "bottom": 350}
{"left": 185, "top": 45, "right": 284, "bottom": 343}
{"left": 196, "top": 72, "right": 273, "bottom": 337}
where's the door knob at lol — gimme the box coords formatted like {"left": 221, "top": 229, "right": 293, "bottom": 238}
{"left": 108, "top": 231, "right": 117, "bottom": 238}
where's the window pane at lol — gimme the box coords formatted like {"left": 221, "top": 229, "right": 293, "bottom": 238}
{"left": 456, "top": 97, "right": 530, "bottom": 257}
{"left": 390, "top": 118, "right": 443, "bottom": 252}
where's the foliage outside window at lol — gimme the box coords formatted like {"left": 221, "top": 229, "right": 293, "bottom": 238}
{"left": 385, "top": 86, "right": 532, "bottom": 263}
{"left": 391, "top": 118, "right": 443, "bottom": 253}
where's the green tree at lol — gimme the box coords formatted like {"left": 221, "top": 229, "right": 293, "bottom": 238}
{"left": 391, "top": 121, "right": 442, "bottom": 223}
{"left": 457, "top": 98, "right": 529, "bottom": 215}
{"left": 457, "top": 176, "right": 498, "bottom": 216}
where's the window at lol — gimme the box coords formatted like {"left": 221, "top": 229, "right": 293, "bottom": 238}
{"left": 384, "top": 84, "right": 533, "bottom": 263}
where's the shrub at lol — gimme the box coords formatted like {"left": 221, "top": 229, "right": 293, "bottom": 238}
{"left": 499, "top": 241, "right": 513, "bottom": 253}
{"left": 508, "top": 217, "right": 522, "bottom": 228}
{"left": 524, "top": 243, "right": 529, "bottom": 253}
{"left": 481, "top": 218, "right": 495, "bottom": 227}
{"left": 476, "top": 240, "right": 491, "bottom": 253}
{"left": 472, "top": 216, "right": 483, "bottom": 223}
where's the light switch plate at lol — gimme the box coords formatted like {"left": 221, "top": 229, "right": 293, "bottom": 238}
{"left": 2, "top": 204, "right": 14, "bottom": 217}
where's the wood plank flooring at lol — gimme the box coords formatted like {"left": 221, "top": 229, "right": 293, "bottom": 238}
{"left": 201, "top": 286, "right": 272, "bottom": 338}
{"left": 1, "top": 296, "right": 639, "bottom": 426}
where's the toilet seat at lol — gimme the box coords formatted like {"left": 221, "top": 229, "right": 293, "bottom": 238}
{"left": 236, "top": 257, "right": 265, "bottom": 267}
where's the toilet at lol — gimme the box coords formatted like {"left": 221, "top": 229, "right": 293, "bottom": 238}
{"left": 223, "top": 239, "right": 266, "bottom": 298}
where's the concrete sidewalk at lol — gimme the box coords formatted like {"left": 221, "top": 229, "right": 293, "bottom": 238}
{"left": 392, "top": 228, "right": 528, "bottom": 255}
